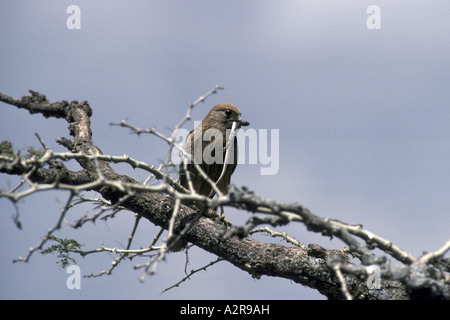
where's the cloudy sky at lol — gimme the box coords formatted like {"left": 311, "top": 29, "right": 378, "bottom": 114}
{"left": 1, "top": 1, "right": 449, "bottom": 300}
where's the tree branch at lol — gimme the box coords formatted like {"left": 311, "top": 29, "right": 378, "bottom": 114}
{"left": 1, "top": 89, "right": 448, "bottom": 299}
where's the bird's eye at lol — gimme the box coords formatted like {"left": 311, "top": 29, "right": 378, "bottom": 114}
{"left": 224, "top": 109, "right": 233, "bottom": 117}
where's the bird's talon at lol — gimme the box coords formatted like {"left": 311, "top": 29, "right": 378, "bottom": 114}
{"left": 220, "top": 214, "right": 233, "bottom": 227}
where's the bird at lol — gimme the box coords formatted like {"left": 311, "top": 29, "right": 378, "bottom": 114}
{"left": 179, "top": 102, "right": 249, "bottom": 222}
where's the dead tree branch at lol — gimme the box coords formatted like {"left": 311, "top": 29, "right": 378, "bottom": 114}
{"left": 1, "top": 89, "right": 449, "bottom": 300}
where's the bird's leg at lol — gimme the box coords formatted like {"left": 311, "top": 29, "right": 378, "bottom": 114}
{"left": 219, "top": 205, "right": 232, "bottom": 227}
{"left": 203, "top": 206, "right": 231, "bottom": 227}
{"left": 205, "top": 208, "right": 219, "bottom": 219}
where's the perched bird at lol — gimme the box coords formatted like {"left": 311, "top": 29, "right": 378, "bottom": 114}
{"left": 179, "top": 102, "right": 249, "bottom": 220}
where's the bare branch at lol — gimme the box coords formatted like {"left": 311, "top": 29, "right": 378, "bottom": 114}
{"left": 331, "top": 262, "right": 352, "bottom": 300}
{"left": 160, "top": 257, "right": 223, "bottom": 295}
{"left": 3, "top": 89, "right": 448, "bottom": 299}
{"left": 13, "top": 192, "right": 75, "bottom": 263}
{"left": 249, "top": 227, "right": 304, "bottom": 248}
{"left": 419, "top": 240, "right": 450, "bottom": 265}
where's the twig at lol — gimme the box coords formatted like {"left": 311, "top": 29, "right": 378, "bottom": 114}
{"left": 160, "top": 257, "right": 223, "bottom": 295}
{"left": 249, "top": 227, "right": 304, "bottom": 247}
{"left": 418, "top": 240, "right": 450, "bottom": 264}
{"left": 223, "top": 186, "right": 416, "bottom": 265}
{"left": 13, "top": 192, "right": 75, "bottom": 263}
{"left": 332, "top": 263, "right": 352, "bottom": 300}
{"left": 126, "top": 214, "right": 142, "bottom": 250}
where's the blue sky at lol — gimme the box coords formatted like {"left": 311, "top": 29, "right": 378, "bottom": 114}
{"left": 1, "top": 1, "right": 449, "bottom": 299}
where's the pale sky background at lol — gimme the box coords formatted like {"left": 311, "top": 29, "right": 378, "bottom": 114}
{"left": 1, "top": 1, "right": 449, "bottom": 300}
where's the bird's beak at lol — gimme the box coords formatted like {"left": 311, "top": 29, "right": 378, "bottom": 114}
{"left": 236, "top": 117, "right": 250, "bottom": 127}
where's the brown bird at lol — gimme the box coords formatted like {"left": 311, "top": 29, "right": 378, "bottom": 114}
{"left": 179, "top": 102, "right": 249, "bottom": 221}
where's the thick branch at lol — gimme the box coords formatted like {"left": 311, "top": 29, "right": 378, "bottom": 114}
{"left": 3, "top": 90, "right": 444, "bottom": 299}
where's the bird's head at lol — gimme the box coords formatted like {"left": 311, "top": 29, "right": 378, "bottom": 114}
{"left": 203, "top": 102, "right": 250, "bottom": 131}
